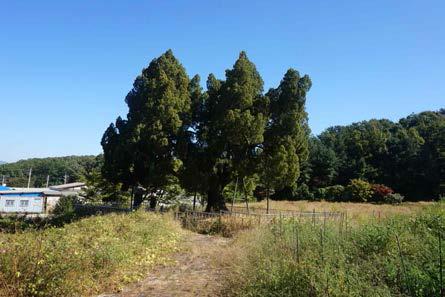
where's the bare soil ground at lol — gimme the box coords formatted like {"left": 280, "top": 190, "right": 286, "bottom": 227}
{"left": 98, "top": 232, "right": 230, "bottom": 297}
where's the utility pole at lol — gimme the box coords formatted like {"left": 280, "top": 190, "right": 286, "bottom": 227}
{"left": 64, "top": 172, "right": 68, "bottom": 184}
{"left": 1, "top": 175, "right": 4, "bottom": 186}
{"left": 27, "top": 168, "right": 32, "bottom": 188}
{"left": 46, "top": 175, "right": 50, "bottom": 188}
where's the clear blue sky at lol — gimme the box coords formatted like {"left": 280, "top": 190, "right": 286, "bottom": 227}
{"left": 1, "top": 1, "right": 444, "bottom": 162}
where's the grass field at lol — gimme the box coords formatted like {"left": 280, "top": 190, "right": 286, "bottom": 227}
{"left": 0, "top": 200, "right": 441, "bottom": 297}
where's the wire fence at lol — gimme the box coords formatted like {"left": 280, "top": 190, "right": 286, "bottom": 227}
{"left": 174, "top": 208, "right": 345, "bottom": 226}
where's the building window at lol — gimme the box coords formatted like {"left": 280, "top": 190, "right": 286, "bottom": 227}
{"left": 20, "top": 200, "right": 29, "bottom": 207}
{"left": 5, "top": 200, "right": 14, "bottom": 207}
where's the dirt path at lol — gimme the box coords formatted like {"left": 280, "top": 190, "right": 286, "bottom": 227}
{"left": 99, "top": 233, "right": 230, "bottom": 297}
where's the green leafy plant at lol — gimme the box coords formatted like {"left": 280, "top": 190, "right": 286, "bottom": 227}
{"left": 324, "top": 185, "right": 345, "bottom": 201}
{"left": 345, "top": 179, "right": 373, "bottom": 202}
{"left": 384, "top": 192, "right": 404, "bottom": 204}
{"left": 0, "top": 211, "right": 182, "bottom": 297}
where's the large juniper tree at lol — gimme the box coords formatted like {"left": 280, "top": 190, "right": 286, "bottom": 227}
{"left": 190, "top": 52, "right": 268, "bottom": 211}
{"left": 101, "top": 50, "right": 191, "bottom": 208}
{"left": 260, "top": 69, "right": 312, "bottom": 209}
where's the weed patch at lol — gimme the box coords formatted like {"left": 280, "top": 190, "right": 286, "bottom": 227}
{"left": 221, "top": 204, "right": 445, "bottom": 296}
{"left": 0, "top": 211, "right": 182, "bottom": 297}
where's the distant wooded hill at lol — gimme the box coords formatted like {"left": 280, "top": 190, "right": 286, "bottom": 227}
{"left": 0, "top": 155, "right": 98, "bottom": 187}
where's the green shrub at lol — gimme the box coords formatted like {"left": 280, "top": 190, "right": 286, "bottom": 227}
{"left": 324, "top": 185, "right": 345, "bottom": 201}
{"left": 0, "top": 216, "right": 43, "bottom": 233}
{"left": 384, "top": 192, "right": 404, "bottom": 204}
{"left": 52, "top": 195, "right": 78, "bottom": 216}
{"left": 294, "top": 184, "right": 314, "bottom": 200}
{"left": 344, "top": 179, "right": 373, "bottom": 202}
{"left": 0, "top": 211, "right": 182, "bottom": 297}
{"left": 271, "top": 186, "right": 296, "bottom": 201}
{"left": 314, "top": 187, "right": 327, "bottom": 200}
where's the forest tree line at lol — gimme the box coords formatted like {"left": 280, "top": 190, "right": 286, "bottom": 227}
{"left": 0, "top": 156, "right": 97, "bottom": 187}
{"left": 282, "top": 109, "right": 445, "bottom": 202}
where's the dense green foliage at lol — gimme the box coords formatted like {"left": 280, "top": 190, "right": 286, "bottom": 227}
{"left": 0, "top": 155, "right": 96, "bottom": 187}
{"left": 260, "top": 69, "right": 311, "bottom": 204}
{"left": 224, "top": 204, "right": 445, "bottom": 297}
{"left": 102, "top": 50, "right": 311, "bottom": 210}
{"left": 101, "top": 50, "right": 190, "bottom": 208}
{"left": 280, "top": 110, "right": 445, "bottom": 201}
{"left": 0, "top": 211, "right": 182, "bottom": 297}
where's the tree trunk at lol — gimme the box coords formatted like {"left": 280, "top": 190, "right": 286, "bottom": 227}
{"left": 244, "top": 190, "right": 250, "bottom": 214}
{"left": 149, "top": 195, "right": 157, "bottom": 210}
{"left": 206, "top": 179, "right": 228, "bottom": 212}
{"left": 130, "top": 186, "right": 135, "bottom": 210}
{"left": 133, "top": 191, "right": 144, "bottom": 209}
{"left": 242, "top": 179, "right": 249, "bottom": 213}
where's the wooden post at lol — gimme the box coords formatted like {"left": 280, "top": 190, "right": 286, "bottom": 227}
{"left": 232, "top": 176, "right": 238, "bottom": 212}
{"left": 130, "top": 186, "right": 134, "bottom": 211}
{"left": 266, "top": 188, "right": 270, "bottom": 214}
{"left": 312, "top": 208, "right": 316, "bottom": 227}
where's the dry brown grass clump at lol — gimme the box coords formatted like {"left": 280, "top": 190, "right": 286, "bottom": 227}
{"left": 181, "top": 215, "right": 256, "bottom": 237}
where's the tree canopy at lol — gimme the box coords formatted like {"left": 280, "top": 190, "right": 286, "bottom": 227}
{"left": 102, "top": 50, "right": 311, "bottom": 210}
{"left": 101, "top": 50, "right": 191, "bottom": 207}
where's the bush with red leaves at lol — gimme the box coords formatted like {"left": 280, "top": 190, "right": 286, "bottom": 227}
{"left": 371, "top": 184, "right": 394, "bottom": 202}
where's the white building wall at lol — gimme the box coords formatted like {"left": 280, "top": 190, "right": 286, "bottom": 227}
{"left": 46, "top": 196, "right": 61, "bottom": 212}
{"left": 0, "top": 196, "right": 44, "bottom": 213}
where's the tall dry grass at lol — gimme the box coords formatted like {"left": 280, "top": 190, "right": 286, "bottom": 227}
{"left": 181, "top": 214, "right": 256, "bottom": 237}
{"left": 219, "top": 202, "right": 445, "bottom": 296}
{"left": 232, "top": 200, "right": 430, "bottom": 222}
